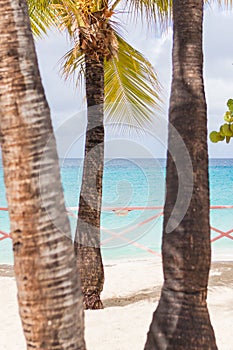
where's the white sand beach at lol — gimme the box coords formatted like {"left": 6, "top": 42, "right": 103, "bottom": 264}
{"left": 0, "top": 258, "right": 232, "bottom": 350}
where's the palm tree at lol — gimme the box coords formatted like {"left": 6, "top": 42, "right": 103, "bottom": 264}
{"left": 0, "top": 1, "right": 86, "bottom": 348}
{"left": 27, "top": 0, "right": 232, "bottom": 311}
{"left": 144, "top": 1, "right": 218, "bottom": 348}
{"left": 30, "top": 0, "right": 167, "bottom": 309}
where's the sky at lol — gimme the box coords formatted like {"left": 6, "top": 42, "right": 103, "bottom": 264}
{"left": 35, "top": 4, "right": 233, "bottom": 159}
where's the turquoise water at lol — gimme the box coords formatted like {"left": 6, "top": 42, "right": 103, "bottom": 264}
{"left": 0, "top": 158, "right": 232, "bottom": 264}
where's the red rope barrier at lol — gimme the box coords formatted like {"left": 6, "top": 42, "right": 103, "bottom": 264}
{"left": 1, "top": 205, "right": 233, "bottom": 212}
{"left": 101, "top": 226, "right": 161, "bottom": 257}
{"left": 0, "top": 206, "right": 232, "bottom": 257}
{"left": 210, "top": 227, "right": 233, "bottom": 242}
{"left": 101, "top": 212, "right": 163, "bottom": 246}
{"left": 0, "top": 230, "right": 11, "bottom": 241}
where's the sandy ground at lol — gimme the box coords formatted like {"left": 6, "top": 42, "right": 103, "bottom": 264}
{"left": 0, "top": 258, "right": 232, "bottom": 350}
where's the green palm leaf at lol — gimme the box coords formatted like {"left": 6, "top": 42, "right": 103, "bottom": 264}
{"left": 60, "top": 34, "right": 162, "bottom": 129}
{"left": 61, "top": 47, "right": 85, "bottom": 86}
{"left": 120, "top": 0, "right": 172, "bottom": 30}
{"left": 104, "top": 34, "right": 162, "bottom": 129}
{"left": 27, "top": 0, "right": 56, "bottom": 36}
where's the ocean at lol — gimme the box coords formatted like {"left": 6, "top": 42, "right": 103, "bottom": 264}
{"left": 0, "top": 158, "right": 232, "bottom": 264}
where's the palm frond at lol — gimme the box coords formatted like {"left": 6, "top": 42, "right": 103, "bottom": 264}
{"left": 60, "top": 46, "right": 85, "bottom": 87}
{"left": 104, "top": 34, "right": 163, "bottom": 130}
{"left": 50, "top": 0, "right": 82, "bottom": 34}
{"left": 51, "top": 0, "right": 106, "bottom": 34}
{"left": 210, "top": 0, "right": 233, "bottom": 8}
{"left": 121, "top": 0, "right": 172, "bottom": 31}
{"left": 205, "top": 0, "right": 233, "bottom": 9}
{"left": 27, "top": 0, "right": 56, "bottom": 36}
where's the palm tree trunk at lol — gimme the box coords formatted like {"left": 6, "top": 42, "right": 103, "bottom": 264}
{"left": 145, "top": 1, "right": 218, "bottom": 349}
{"left": 0, "top": 1, "right": 86, "bottom": 349}
{"left": 74, "top": 55, "right": 105, "bottom": 309}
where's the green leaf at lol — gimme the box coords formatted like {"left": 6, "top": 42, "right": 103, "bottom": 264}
{"left": 227, "top": 99, "right": 233, "bottom": 113}
{"left": 27, "top": 0, "right": 56, "bottom": 37}
{"left": 60, "top": 47, "right": 85, "bottom": 86}
{"left": 224, "top": 111, "right": 233, "bottom": 122}
{"left": 222, "top": 123, "right": 233, "bottom": 137}
{"left": 209, "top": 131, "right": 223, "bottom": 143}
{"left": 60, "top": 33, "right": 163, "bottom": 130}
{"left": 104, "top": 34, "right": 163, "bottom": 130}
{"left": 121, "top": 0, "right": 172, "bottom": 31}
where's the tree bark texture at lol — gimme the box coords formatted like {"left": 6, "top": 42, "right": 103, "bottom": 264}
{"left": 74, "top": 55, "right": 105, "bottom": 309}
{"left": 0, "top": 1, "right": 86, "bottom": 349}
{"left": 145, "top": 1, "right": 218, "bottom": 349}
